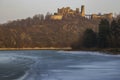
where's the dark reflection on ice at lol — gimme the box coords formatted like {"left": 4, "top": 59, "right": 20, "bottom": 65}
{"left": 0, "top": 50, "right": 120, "bottom": 80}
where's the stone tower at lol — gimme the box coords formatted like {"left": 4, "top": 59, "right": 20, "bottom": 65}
{"left": 81, "top": 5, "right": 85, "bottom": 17}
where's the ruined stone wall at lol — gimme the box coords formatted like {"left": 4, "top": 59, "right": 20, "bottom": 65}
{"left": 57, "top": 7, "right": 81, "bottom": 16}
{"left": 51, "top": 6, "right": 84, "bottom": 20}
{"left": 91, "top": 13, "right": 113, "bottom": 20}
{"left": 50, "top": 15, "right": 63, "bottom": 20}
{"left": 104, "top": 13, "right": 113, "bottom": 20}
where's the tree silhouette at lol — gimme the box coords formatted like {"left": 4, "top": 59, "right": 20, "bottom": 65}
{"left": 111, "top": 19, "right": 120, "bottom": 47}
{"left": 83, "top": 29, "right": 97, "bottom": 48}
{"left": 98, "top": 19, "right": 110, "bottom": 48}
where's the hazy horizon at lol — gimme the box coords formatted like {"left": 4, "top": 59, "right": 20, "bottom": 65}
{"left": 0, "top": 0, "right": 120, "bottom": 23}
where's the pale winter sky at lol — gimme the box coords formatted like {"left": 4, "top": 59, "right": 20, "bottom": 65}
{"left": 0, "top": 0, "right": 120, "bottom": 23}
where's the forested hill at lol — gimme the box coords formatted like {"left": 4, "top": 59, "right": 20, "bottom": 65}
{"left": 0, "top": 14, "right": 99, "bottom": 48}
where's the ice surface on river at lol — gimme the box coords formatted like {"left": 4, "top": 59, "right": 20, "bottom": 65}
{"left": 0, "top": 50, "right": 120, "bottom": 80}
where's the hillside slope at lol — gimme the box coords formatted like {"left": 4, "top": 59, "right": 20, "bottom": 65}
{"left": 0, "top": 16, "right": 99, "bottom": 48}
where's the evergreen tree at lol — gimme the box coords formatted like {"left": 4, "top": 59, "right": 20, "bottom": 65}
{"left": 111, "top": 19, "right": 120, "bottom": 47}
{"left": 98, "top": 19, "right": 110, "bottom": 48}
{"left": 83, "top": 29, "right": 97, "bottom": 48}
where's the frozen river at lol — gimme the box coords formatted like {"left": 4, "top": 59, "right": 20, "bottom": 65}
{"left": 0, "top": 50, "right": 120, "bottom": 80}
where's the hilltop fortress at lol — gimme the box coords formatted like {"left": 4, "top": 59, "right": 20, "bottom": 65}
{"left": 50, "top": 5, "right": 113, "bottom": 20}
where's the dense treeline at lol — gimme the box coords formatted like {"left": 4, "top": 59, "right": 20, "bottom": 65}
{"left": 73, "top": 15, "right": 120, "bottom": 49}
{"left": 98, "top": 17, "right": 120, "bottom": 48}
{"left": 0, "top": 13, "right": 98, "bottom": 48}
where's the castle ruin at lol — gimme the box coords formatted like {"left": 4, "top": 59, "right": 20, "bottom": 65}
{"left": 91, "top": 13, "right": 113, "bottom": 20}
{"left": 50, "top": 5, "right": 113, "bottom": 20}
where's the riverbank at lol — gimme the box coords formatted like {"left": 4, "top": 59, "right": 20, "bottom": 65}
{"left": 0, "top": 47, "right": 72, "bottom": 51}
{"left": 70, "top": 48, "right": 120, "bottom": 55}
{"left": 101, "top": 48, "right": 120, "bottom": 54}
{"left": 0, "top": 47, "right": 119, "bottom": 55}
